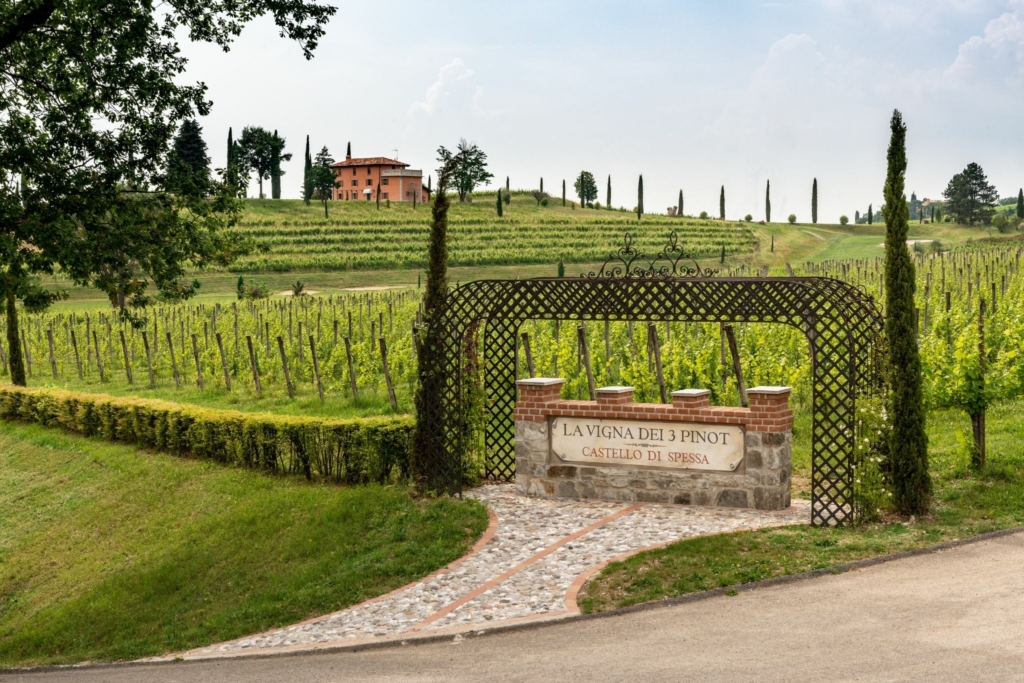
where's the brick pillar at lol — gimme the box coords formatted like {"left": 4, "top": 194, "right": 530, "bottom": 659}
{"left": 595, "top": 386, "right": 634, "bottom": 405}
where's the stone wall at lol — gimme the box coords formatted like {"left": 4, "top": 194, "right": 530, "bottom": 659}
{"left": 514, "top": 380, "right": 793, "bottom": 510}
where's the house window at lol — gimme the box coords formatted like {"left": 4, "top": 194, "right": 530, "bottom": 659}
{"left": 366, "top": 194, "right": 371, "bottom": 200}
{"left": 352, "top": 168, "right": 357, "bottom": 175}
{"left": 366, "top": 179, "right": 372, "bottom": 186}
{"left": 406, "top": 191, "right": 411, "bottom": 197}
{"left": 382, "top": 178, "right": 388, "bottom": 186}
{"left": 351, "top": 179, "right": 357, "bottom": 187}
{"left": 367, "top": 167, "right": 372, "bottom": 174}
{"left": 382, "top": 192, "right": 388, "bottom": 199}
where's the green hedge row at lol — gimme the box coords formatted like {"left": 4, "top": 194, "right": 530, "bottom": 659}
{"left": 0, "top": 386, "right": 414, "bottom": 485}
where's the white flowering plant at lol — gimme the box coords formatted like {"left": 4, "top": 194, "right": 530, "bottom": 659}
{"left": 853, "top": 394, "right": 892, "bottom": 522}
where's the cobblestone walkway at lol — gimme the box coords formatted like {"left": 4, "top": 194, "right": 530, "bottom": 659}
{"left": 178, "top": 485, "right": 809, "bottom": 660}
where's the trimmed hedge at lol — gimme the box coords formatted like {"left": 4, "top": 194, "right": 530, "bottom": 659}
{"left": 0, "top": 385, "right": 414, "bottom": 485}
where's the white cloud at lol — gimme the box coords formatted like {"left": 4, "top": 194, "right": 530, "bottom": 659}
{"left": 944, "top": 6, "right": 1024, "bottom": 81}
{"left": 820, "top": 0, "right": 998, "bottom": 28}
{"left": 408, "top": 58, "right": 474, "bottom": 117}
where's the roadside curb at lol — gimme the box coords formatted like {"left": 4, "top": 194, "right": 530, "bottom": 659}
{"left": 6, "top": 523, "right": 1023, "bottom": 676}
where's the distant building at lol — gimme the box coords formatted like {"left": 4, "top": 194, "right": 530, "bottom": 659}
{"left": 330, "top": 148, "right": 424, "bottom": 202}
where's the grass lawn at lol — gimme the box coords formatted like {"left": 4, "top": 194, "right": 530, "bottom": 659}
{"left": 578, "top": 399, "right": 1024, "bottom": 613}
{"left": 0, "top": 420, "right": 487, "bottom": 667}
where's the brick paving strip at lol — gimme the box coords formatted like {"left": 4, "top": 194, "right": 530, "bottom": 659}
{"left": 159, "top": 484, "right": 809, "bottom": 662}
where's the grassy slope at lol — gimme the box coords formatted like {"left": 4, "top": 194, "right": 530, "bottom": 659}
{"left": 579, "top": 399, "right": 1024, "bottom": 613}
{"left": 0, "top": 421, "right": 487, "bottom": 667}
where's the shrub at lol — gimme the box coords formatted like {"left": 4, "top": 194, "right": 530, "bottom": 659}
{"left": 699, "top": 210, "right": 708, "bottom": 219}
{"left": 840, "top": 215, "right": 849, "bottom": 225}
{"left": 0, "top": 386, "right": 413, "bottom": 485}
{"left": 788, "top": 214, "right": 797, "bottom": 224}
{"left": 744, "top": 214, "right": 752, "bottom": 222}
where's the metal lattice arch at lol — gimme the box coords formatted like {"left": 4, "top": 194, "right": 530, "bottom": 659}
{"left": 426, "top": 275, "right": 885, "bottom": 527}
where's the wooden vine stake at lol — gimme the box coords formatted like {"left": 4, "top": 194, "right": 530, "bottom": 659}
{"left": 246, "top": 335, "right": 262, "bottom": 397}
{"left": 344, "top": 336, "right": 359, "bottom": 401}
{"left": 723, "top": 323, "right": 748, "bottom": 407}
{"left": 276, "top": 336, "right": 294, "bottom": 399}
{"left": 46, "top": 328, "right": 58, "bottom": 379}
{"left": 308, "top": 335, "right": 324, "bottom": 402}
{"left": 646, "top": 322, "right": 667, "bottom": 404}
{"left": 215, "top": 332, "right": 231, "bottom": 391}
{"left": 141, "top": 331, "right": 156, "bottom": 388}
{"left": 165, "top": 332, "right": 181, "bottom": 389}
{"left": 190, "top": 333, "right": 204, "bottom": 389}
{"left": 972, "top": 299, "right": 987, "bottom": 469}
{"left": 70, "top": 329, "right": 83, "bottom": 379}
{"left": 119, "top": 330, "right": 133, "bottom": 384}
{"left": 577, "top": 325, "right": 597, "bottom": 400}
{"left": 92, "top": 331, "right": 105, "bottom": 382}
{"left": 520, "top": 332, "right": 536, "bottom": 378}
{"left": 379, "top": 337, "right": 398, "bottom": 410}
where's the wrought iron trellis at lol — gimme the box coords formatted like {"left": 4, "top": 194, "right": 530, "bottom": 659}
{"left": 424, "top": 234, "right": 885, "bottom": 527}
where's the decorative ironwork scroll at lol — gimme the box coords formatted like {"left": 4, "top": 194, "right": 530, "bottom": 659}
{"left": 420, "top": 238, "right": 885, "bottom": 528}
{"left": 585, "top": 231, "right": 720, "bottom": 279}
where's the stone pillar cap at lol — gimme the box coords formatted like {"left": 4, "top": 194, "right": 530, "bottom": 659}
{"left": 748, "top": 386, "right": 792, "bottom": 394}
{"left": 595, "top": 385, "right": 634, "bottom": 394}
{"left": 516, "top": 377, "right": 565, "bottom": 386}
{"left": 671, "top": 388, "right": 711, "bottom": 397}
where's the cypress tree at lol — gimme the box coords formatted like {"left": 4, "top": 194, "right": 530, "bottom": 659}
{"left": 719, "top": 244, "right": 725, "bottom": 263}
{"left": 496, "top": 190, "right": 503, "bottom": 217}
{"left": 506, "top": 176, "right": 509, "bottom": 191}
{"left": 719, "top": 185, "right": 725, "bottom": 220}
{"left": 226, "top": 127, "right": 235, "bottom": 194}
{"left": 1017, "top": 188, "right": 1023, "bottom": 220}
{"left": 540, "top": 177, "right": 543, "bottom": 193}
{"left": 770, "top": 234, "right": 774, "bottom": 252}
{"left": 562, "top": 179, "right": 566, "bottom": 206}
{"left": 765, "top": 179, "right": 771, "bottom": 223}
{"left": 271, "top": 129, "right": 282, "bottom": 199}
{"left": 868, "top": 204, "right": 873, "bottom": 225}
{"left": 376, "top": 181, "right": 381, "bottom": 210}
{"left": 303, "top": 135, "right": 312, "bottom": 204}
{"left": 883, "top": 109, "right": 930, "bottom": 516}
{"left": 811, "top": 178, "right": 818, "bottom": 224}
{"left": 346, "top": 141, "right": 351, "bottom": 158}
{"left": 678, "top": 189, "right": 683, "bottom": 217}
{"left": 606, "top": 175, "right": 611, "bottom": 209}
{"left": 637, "top": 175, "right": 643, "bottom": 220}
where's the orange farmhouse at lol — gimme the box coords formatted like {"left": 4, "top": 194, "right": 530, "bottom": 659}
{"left": 330, "top": 151, "right": 425, "bottom": 203}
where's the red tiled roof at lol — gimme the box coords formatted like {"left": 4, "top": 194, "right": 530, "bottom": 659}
{"left": 330, "top": 156, "right": 408, "bottom": 168}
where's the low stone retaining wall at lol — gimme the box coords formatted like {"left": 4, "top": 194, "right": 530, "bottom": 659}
{"left": 514, "top": 379, "right": 793, "bottom": 510}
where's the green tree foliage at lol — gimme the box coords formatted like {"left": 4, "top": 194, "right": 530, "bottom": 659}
{"left": 811, "top": 178, "right": 818, "bottom": 224}
{"left": 413, "top": 150, "right": 463, "bottom": 489}
{"left": 166, "top": 120, "right": 210, "bottom": 193}
{"left": 270, "top": 129, "right": 287, "bottom": 199}
{"left": 765, "top": 180, "right": 771, "bottom": 222}
{"left": 303, "top": 135, "right": 313, "bottom": 204}
{"left": 0, "top": 0, "right": 330, "bottom": 384}
{"left": 868, "top": 204, "right": 873, "bottom": 225}
{"left": 226, "top": 127, "right": 242, "bottom": 196}
{"left": 637, "top": 175, "right": 644, "bottom": 219}
{"left": 562, "top": 179, "right": 566, "bottom": 206}
{"left": 719, "top": 185, "right": 725, "bottom": 220}
{"left": 839, "top": 215, "right": 849, "bottom": 225}
{"left": 943, "top": 163, "right": 998, "bottom": 225}
{"left": 237, "top": 127, "right": 290, "bottom": 199}
{"left": 309, "top": 147, "right": 338, "bottom": 218}
{"left": 1018, "top": 189, "right": 1023, "bottom": 220}
{"left": 883, "top": 109, "right": 930, "bottom": 515}
{"left": 436, "top": 139, "right": 492, "bottom": 202}
{"left": 496, "top": 190, "right": 503, "bottom": 217}
{"left": 574, "top": 171, "right": 598, "bottom": 207}
{"left": 606, "top": 175, "right": 611, "bottom": 208}
{"left": 678, "top": 189, "right": 683, "bottom": 217}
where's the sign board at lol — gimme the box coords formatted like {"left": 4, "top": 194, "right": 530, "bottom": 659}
{"left": 550, "top": 416, "right": 744, "bottom": 472}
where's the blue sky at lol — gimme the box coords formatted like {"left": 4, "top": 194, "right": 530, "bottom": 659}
{"left": 181, "top": 0, "right": 1024, "bottom": 221}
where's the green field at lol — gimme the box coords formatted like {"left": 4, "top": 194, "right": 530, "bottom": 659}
{"left": 0, "top": 420, "right": 487, "bottom": 667}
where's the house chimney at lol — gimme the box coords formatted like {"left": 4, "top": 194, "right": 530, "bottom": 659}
{"left": 346, "top": 141, "right": 351, "bottom": 160}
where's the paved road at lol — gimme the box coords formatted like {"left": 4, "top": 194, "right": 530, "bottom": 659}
{"left": 7, "top": 532, "right": 1024, "bottom": 683}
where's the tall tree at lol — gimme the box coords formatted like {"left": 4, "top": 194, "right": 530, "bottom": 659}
{"left": 496, "top": 190, "right": 503, "bottom": 217}
{"left": 574, "top": 171, "right": 598, "bottom": 207}
{"left": 226, "top": 127, "right": 241, "bottom": 196}
{"left": 606, "top": 175, "right": 611, "bottom": 208}
{"left": 0, "top": 0, "right": 330, "bottom": 385}
{"left": 811, "top": 178, "right": 818, "bottom": 224}
{"left": 1018, "top": 188, "right": 1023, "bottom": 221}
{"left": 166, "top": 120, "right": 210, "bottom": 193}
{"left": 269, "top": 129, "right": 291, "bottom": 199}
{"left": 436, "top": 139, "right": 492, "bottom": 202}
{"left": 942, "top": 163, "right": 999, "bottom": 225}
{"left": 678, "top": 189, "right": 684, "bottom": 217}
{"left": 309, "top": 146, "right": 338, "bottom": 218}
{"left": 637, "top": 175, "right": 644, "bottom": 219}
{"left": 346, "top": 141, "right": 351, "bottom": 158}
{"left": 412, "top": 151, "right": 463, "bottom": 490}
{"left": 765, "top": 180, "right": 771, "bottom": 223}
{"left": 868, "top": 204, "right": 873, "bottom": 224}
{"left": 855, "top": 209, "right": 861, "bottom": 223}
{"left": 883, "top": 109, "right": 930, "bottom": 516}
{"left": 236, "top": 127, "right": 277, "bottom": 198}
{"left": 302, "top": 135, "right": 313, "bottom": 204}
{"left": 562, "top": 179, "right": 566, "bottom": 206}
{"left": 719, "top": 185, "right": 725, "bottom": 220}
{"left": 505, "top": 176, "right": 509, "bottom": 191}
{"left": 540, "top": 177, "right": 543, "bottom": 193}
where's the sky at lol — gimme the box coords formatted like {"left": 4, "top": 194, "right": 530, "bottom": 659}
{"left": 179, "top": 0, "right": 1024, "bottom": 221}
